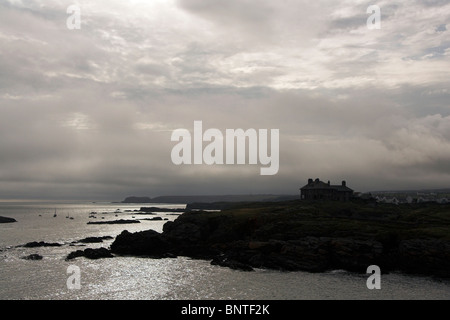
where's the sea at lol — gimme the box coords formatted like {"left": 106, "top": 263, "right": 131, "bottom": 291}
{"left": 1, "top": 201, "right": 450, "bottom": 300}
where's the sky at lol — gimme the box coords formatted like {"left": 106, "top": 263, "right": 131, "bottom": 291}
{"left": 0, "top": 0, "right": 449, "bottom": 200}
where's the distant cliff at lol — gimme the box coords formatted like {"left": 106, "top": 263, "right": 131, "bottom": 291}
{"left": 121, "top": 196, "right": 153, "bottom": 203}
{"left": 121, "top": 194, "right": 298, "bottom": 204}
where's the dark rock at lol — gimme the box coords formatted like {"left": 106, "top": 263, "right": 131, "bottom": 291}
{"left": 87, "top": 219, "right": 140, "bottom": 225}
{"left": 66, "top": 250, "right": 85, "bottom": 260}
{"left": 22, "top": 254, "right": 43, "bottom": 260}
{"left": 22, "top": 241, "right": 62, "bottom": 248}
{"left": 0, "top": 216, "right": 17, "bottom": 223}
{"left": 73, "top": 236, "right": 114, "bottom": 244}
{"left": 163, "top": 221, "right": 203, "bottom": 242}
{"left": 107, "top": 201, "right": 450, "bottom": 277}
{"left": 139, "top": 217, "right": 163, "bottom": 221}
{"left": 398, "top": 239, "right": 450, "bottom": 278}
{"left": 328, "top": 238, "right": 384, "bottom": 273}
{"left": 110, "top": 230, "right": 171, "bottom": 257}
{"left": 162, "top": 212, "right": 238, "bottom": 244}
{"left": 66, "top": 247, "right": 113, "bottom": 260}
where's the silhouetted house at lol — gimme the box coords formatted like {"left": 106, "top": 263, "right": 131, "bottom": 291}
{"left": 300, "top": 178, "right": 353, "bottom": 201}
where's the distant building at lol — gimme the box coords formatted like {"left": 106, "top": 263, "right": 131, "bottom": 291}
{"left": 300, "top": 178, "right": 354, "bottom": 201}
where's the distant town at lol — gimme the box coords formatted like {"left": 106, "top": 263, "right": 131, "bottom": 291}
{"left": 300, "top": 178, "right": 450, "bottom": 205}
{"left": 359, "top": 190, "right": 450, "bottom": 205}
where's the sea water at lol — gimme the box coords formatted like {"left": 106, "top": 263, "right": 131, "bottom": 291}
{"left": 1, "top": 201, "right": 449, "bottom": 300}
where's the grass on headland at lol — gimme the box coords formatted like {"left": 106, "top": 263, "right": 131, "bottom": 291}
{"left": 184, "top": 199, "right": 450, "bottom": 242}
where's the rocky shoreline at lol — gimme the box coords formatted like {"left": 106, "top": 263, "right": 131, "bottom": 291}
{"left": 18, "top": 200, "right": 448, "bottom": 278}
{"left": 0, "top": 216, "right": 17, "bottom": 223}
{"left": 108, "top": 200, "right": 450, "bottom": 278}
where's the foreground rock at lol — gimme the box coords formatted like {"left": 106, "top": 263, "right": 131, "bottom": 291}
{"left": 66, "top": 247, "right": 113, "bottom": 260}
{"left": 110, "top": 201, "right": 450, "bottom": 277}
{"left": 0, "top": 216, "right": 17, "bottom": 223}
{"left": 110, "top": 230, "right": 174, "bottom": 257}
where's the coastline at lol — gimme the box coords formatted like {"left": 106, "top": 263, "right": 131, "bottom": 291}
{"left": 2, "top": 200, "right": 450, "bottom": 300}
{"left": 108, "top": 199, "right": 450, "bottom": 278}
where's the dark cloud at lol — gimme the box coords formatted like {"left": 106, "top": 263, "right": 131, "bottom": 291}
{"left": 0, "top": 0, "right": 449, "bottom": 200}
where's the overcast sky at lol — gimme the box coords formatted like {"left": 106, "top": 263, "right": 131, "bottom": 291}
{"left": 0, "top": 0, "right": 449, "bottom": 200}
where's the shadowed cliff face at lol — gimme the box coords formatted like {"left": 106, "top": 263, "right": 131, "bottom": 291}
{"left": 110, "top": 200, "right": 450, "bottom": 277}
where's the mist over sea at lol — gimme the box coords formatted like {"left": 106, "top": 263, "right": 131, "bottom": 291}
{"left": 1, "top": 201, "right": 449, "bottom": 300}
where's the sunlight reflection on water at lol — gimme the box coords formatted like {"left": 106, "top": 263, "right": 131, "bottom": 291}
{"left": 1, "top": 202, "right": 450, "bottom": 300}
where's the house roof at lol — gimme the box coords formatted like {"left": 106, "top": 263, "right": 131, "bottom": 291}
{"left": 332, "top": 185, "right": 353, "bottom": 192}
{"left": 300, "top": 179, "right": 353, "bottom": 192}
{"left": 300, "top": 181, "right": 330, "bottom": 190}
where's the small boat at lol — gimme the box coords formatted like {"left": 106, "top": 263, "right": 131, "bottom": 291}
{"left": 53, "top": 209, "right": 57, "bottom": 217}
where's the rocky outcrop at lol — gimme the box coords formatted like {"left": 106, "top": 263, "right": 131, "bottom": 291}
{"left": 110, "top": 229, "right": 173, "bottom": 257}
{"left": 397, "top": 239, "right": 450, "bottom": 278}
{"left": 139, "top": 217, "right": 166, "bottom": 221}
{"left": 87, "top": 219, "right": 140, "bottom": 225}
{"left": 21, "top": 241, "right": 63, "bottom": 248}
{"left": 72, "top": 236, "right": 114, "bottom": 244}
{"left": 66, "top": 247, "right": 113, "bottom": 260}
{"left": 110, "top": 212, "right": 387, "bottom": 273}
{"left": 0, "top": 216, "right": 17, "bottom": 223}
{"left": 110, "top": 202, "right": 450, "bottom": 277}
{"left": 83, "top": 236, "right": 114, "bottom": 243}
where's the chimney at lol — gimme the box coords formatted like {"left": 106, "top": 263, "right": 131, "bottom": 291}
{"left": 308, "top": 178, "right": 313, "bottom": 184}
{"left": 342, "top": 180, "right": 346, "bottom": 187}
{"left": 328, "top": 181, "right": 330, "bottom": 186}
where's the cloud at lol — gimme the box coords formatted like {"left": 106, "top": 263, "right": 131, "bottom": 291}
{"left": 0, "top": 0, "right": 449, "bottom": 199}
